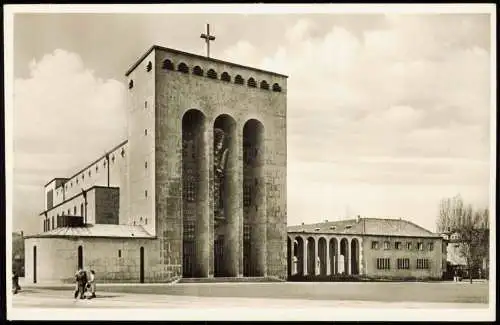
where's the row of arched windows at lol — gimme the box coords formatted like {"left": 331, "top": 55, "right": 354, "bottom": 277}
{"left": 129, "top": 59, "right": 283, "bottom": 93}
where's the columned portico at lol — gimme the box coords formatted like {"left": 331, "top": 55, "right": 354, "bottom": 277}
{"left": 287, "top": 233, "right": 363, "bottom": 278}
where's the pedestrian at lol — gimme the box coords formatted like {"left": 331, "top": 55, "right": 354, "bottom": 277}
{"left": 87, "top": 270, "right": 96, "bottom": 299}
{"left": 74, "top": 269, "right": 87, "bottom": 299}
{"left": 12, "top": 271, "right": 21, "bottom": 294}
{"left": 453, "top": 269, "right": 458, "bottom": 282}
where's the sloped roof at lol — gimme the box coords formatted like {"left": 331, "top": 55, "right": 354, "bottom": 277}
{"left": 26, "top": 224, "right": 154, "bottom": 239}
{"left": 287, "top": 217, "right": 440, "bottom": 238}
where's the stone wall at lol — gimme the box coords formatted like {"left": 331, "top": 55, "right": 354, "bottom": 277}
{"left": 24, "top": 237, "right": 169, "bottom": 284}
{"left": 150, "top": 47, "right": 287, "bottom": 279}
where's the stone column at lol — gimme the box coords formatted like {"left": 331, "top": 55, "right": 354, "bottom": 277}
{"left": 346, "top": 238, "right": 351, "bottom": 276}
{"left": 196, "top": 120, "right": 210, "bottom": 278}
{"left": 224, "top": 121, "right": 240, "bottom": 277}
{"left": 326, "top": 238, "right": 331, "bottom": 275}
{"left": 358, "top": 237, "right": 363, "bottom": 275}
{"left": 314, "top": 238, "right": 319, "bottom": 275}
{"left": 303, "top": 236, "right": 308, "bottom": 276}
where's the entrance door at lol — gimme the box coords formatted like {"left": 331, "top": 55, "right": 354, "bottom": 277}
{"left": 140, "top": 247, "right": 144, "bottom": 283}
{"left": 182, "top": 240, "right": 195, "bottom": 277}
{"left": 33, "top": 246, "right": 37, "bottom": 284}
{"left": 77, "top": 246, "right": 83, "bottom": 269}
{"left": 214, "top": 236, "right": 224, "bottom": 277}
{"left": 243, "top": 240, "right": 251, "bottom": 276}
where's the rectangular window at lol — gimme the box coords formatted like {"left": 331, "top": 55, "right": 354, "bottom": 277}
{"left": 183, "top": 222, "right": 195, "bottom": 240}
{"left": 407, "top": 242, "right": 412, "bottom": 250}
{"left": 376, "top": 258, "right": 391, "bottom": 270}
{"left": 243, "top": 183, "right": 252, "bottom": 207}
{"left": 397, "top": 258, "right": 410, "bottom": 269}
{"left": 384, "top": 241, "right": 390, "bottom": 250}
{"left": 416, "top": 259, "right": 430, "bottom": 269}
{"left": 428, "top": 242, "right": 434, "bottom": 251}
{"left": 395, "top": 242, "right": 402, "bottom": 250}
{"left": 417, "top": 242, "right": 424, "bottom": 251}
{"left": 118, "top": 250, "right": 122, "bottom": 258}
{"left": 371, "top": 241, "right": 379, "bottom": 249}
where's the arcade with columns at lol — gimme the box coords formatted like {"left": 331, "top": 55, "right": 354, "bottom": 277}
{"left": 287, "top": 234, "right": 363, "bottom": 277}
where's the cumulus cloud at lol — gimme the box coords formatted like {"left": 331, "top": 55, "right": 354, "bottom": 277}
{"left": 225, "top": 15, "right": 491, "bottom": 230}
{"left": 14, "top": 49, "right": 126, "bottom": 233}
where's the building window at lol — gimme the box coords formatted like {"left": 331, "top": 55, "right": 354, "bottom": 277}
{"left": 82, "top": 174, "right": 84, "bottom": 180}
{"left": 376, "top": 258, "right": 390, "bottom": 270}
{"left": 96, "top": 165, "right": 99, "bottom": 172}
{"left": 244, "top": 223, "right": 250, "bottom": 241}
{"left": 235, "top": 75, "right": 244, "bottom": 85}
{"left": 121, "top": 148, "right": 125, "bottom": 157}
{"left": 111, "top": 155, "right": 115, "bottom": 163}
{"left": 89, "top": 170, "right": 92, "bottom": 177}
{"left": 243, "top": 183, "right": 251, "bottom": 207}
{"left": 371, "top": 241, "right": 379, "bottom": 250}
{"left": 247, "top": 77, "right": 257, "bottom": 88}
{"left": 221, "top": 72, "right": 231, "bottom": 82}
{"left": 144, "top": 129, "right": 147, "bottom": 136}
{"left": 260, "top": 80, "right": 269, "bottom": 90}
{"left": 272, "top": 83, "right": 282, "bottom": 92}
{"left": 193, "top": 66, "right": 203, "bottom": 76}
{"left": 384, "top": 241, "right": 390, "bottom": 250}
{"left": 177, "top": 62, "right": 189, "bottom": 73}
{"left": 129, "top": 80, "right": 134, "bottom": 89}
{"left": 184, "top": 176, "right": 196, "bottom": 202}
{"left": 397, "top": 258, "right": 410, "bottom": 270}
{"left": 416, "top": 259, "right": 430, "bottom": 269}
{"left": 395, "top": 242, "right": 402, "bottom": 250}
{"left": 145, "top": 161, "right": 148, "bottom": 169}
{"left": 118, "top": 250, "right": 122, "bottom": 258}
{"left": 183, "top": 222, "right": 195, "bottom": 241}
{"left": 407, "top": 242, "right": 412, "bottom": 250}
{"left": 51, "top": 216, "right": 54, "bottom": 229}
{"left": 68, "top": 209, "right": 70, "bottom": 215}
{"left": 145, "top": 218, "right": 147, "bottom": 225}
{"left": 74, "top": 206, "right": 77, "bottom": 215}
{"left": 162, "top": 59, "right": 174, "bottom": 70}
{"left": 76, "top": 178, "right": 79, "bottom": 184}
{"left": 70, "top": 181, "right": 73, "bottom": 187}
{"left": 428, "top": 242, "right": 434, "bottom": 251}
{"left": 146, "top": 61, "right": 152, "bottom": 72}
{"left": 417, "top": 242, "right": 424, "bottom": 251}
{"left": 207, "top": 69, "right": 217, "bottom": 79}
{"left": 145, "top": 190, "right": 148, "bottom": 198}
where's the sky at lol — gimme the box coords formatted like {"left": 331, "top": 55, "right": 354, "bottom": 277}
{"left": 8, "top": 7, "right": 494, "bottom": 235}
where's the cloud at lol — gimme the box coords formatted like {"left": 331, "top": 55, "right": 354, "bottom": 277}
{"left": 223, "top": 15, "right": 491, "bottom": 229}
{"left": 13, "top": 49, "right": 126, "bottom": 231}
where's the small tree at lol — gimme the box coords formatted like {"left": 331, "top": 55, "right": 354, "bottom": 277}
{"left": 437, "top": 196, "right": 489, "bottom": 283}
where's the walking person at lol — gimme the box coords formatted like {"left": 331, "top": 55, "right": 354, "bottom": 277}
{"left": 12, "top": 271, "right": 21, "bottom": 294}
{"left": 74, "top": 269, "right": 87, "bottom": 299}
{"left": 87, "top": 270, "right": 96, "bottom": 299}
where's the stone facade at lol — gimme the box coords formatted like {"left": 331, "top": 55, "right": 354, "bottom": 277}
{"left": 25, "top": 45, "right": 288, "bottom": 283}
{"left": 288, "top": 217, "right": 444, "bottom": 280}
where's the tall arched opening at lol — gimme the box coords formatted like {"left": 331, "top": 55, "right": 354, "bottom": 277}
{"left": 318, "top": 237, "right": 327, "bottom": 276}
{"left": 351, "top": 238, "right": 360, "bottom": 275}
{"left": 340, "top": 238, "right": 349, "bottom": 275}
{"left": 287, "top": 237, "right": 292, "bottom": 277}
{"left": 307, "top": 237, "right": 315, "bottom": 275}
{"left": 182, "top": 109, "right": 209, "bottom": 278}
{"left": 295, "top": 237, "right": 304, "bottom": 276}
{"left": 329, "top": 238, "right": 338, "bottom": 275}
{"left": 77, "top": 245, "right": 83, "bottom": 270}
{"left": 213, "top": 114, "right": 238, "bottom": 277}
{"left": 33, "top": 246, "right": 37, "bottom": 284}
{"left": 243, "top": 119, "right": 266, "bottom": 277}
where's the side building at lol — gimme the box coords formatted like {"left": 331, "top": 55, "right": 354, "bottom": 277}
{"left": 287, "top": 216, "right": 444, "bottom": 280}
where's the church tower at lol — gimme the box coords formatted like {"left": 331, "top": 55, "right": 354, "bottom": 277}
{"left": 125, "top": 45, "right": 288, "bottom": 280}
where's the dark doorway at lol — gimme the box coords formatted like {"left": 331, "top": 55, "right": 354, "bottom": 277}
{"left": 33, "top": 246, "right": 37, "bottom": 284}
{"left": 182, "top": 240, "right": 195, "bottom": 277}
{"left": 77, "top": 245, "right": 83, "bottom": 270}
{"left": 214, "top": 236, "right": 225, "bottom": 277}
{"left": 140, "top": 246, "right": 144, "bottom": 283}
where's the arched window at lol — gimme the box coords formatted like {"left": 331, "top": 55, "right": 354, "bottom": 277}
{"left": 260, "top": 80, "right": 269, "bottom": 90}
{"left": 272, "top": 83, "right": 282, "bottom": 92}
{"left": 121, "top": 148, "right": 125, "bottom": 157}
{"left": 247, "top": 77, "right": 257, "bottom": 88}
{"left": 193, "top": 66, "right": 203, "bottom": 76}
{"left": 162, "top": 59, "right": 174, "bottom": 70}
{"left": 177, "top": 62, "right": 189, "bottom": 73}
{"left": 207, "top": 69, "right": 217, "bottom": 79}
{"left": 221, "top": 72, "right": 231, "bottom": 82}
{"left": 128, "top": 80, "right": 134, "bottom": 89}
{"left": 235, "top": 75, "right": 244, "bottom": 85}
{"left": 146, "top": 61, "right": 152, "bottom": 72}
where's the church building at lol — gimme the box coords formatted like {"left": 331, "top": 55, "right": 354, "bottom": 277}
{"left": 24, "top": 44, "right": 288, "bottom": 283}
{"left": 287, "top": 216, "right": 445, "bottom": 280}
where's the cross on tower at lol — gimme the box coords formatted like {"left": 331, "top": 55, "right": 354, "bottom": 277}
{"left": 200, "top": 23, "right": 216, "bottom": 58}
